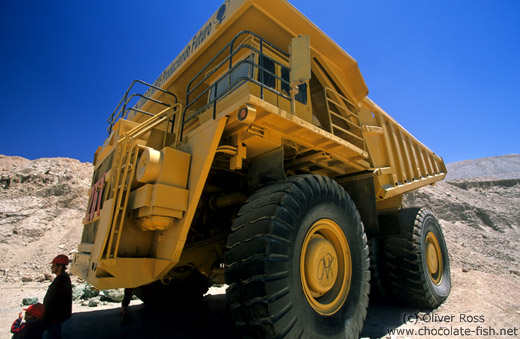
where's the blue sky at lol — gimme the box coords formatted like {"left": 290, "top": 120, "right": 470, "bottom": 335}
{"left": 1, "top": 0, "right": 518, "bottom": 164}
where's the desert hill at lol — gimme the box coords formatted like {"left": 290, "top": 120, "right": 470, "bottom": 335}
{"left": 403, "top": 154, "right": 520, "bottom": 276}
{"left": 446, "top": 153, "right": 520, "bottom": 181}
{"left": 0, "top": 155, "right": 92, "bottom": 281}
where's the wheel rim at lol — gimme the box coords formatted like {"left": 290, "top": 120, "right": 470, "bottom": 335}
{"left": 300, "top": 219, "right": 351, "bottom": 315}
{"left": 425, "top": 232, "right": 443, "bottom": 285}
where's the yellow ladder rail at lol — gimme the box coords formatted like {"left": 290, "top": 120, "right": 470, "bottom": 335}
{"left": 104, "top": 137, "right": 139, "bottom": 260}
{"left": 101, "top": 104, "right": 182, "bottom": 262}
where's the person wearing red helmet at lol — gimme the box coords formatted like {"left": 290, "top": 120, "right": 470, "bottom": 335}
{"left": 42, "top": 255, "right": 72, "bottom": 339}
{"left": 11, "top": 302, "right": 46, "bottom": 338}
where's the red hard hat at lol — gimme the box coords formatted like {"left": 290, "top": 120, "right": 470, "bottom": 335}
{"left": 51, "top": 255, "right": 69, "bottom": 265}
{"left": 24, "top": 303, "right": 45, "bottom": 319}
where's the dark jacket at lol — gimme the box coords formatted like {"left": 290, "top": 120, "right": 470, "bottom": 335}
{"left": 43, "top": 272, "right": 72, "bottom": 326}
{"left": 11, "top": 317, "right": 45, "bottom": 339}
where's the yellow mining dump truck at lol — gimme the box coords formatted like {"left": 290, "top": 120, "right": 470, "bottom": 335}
{"left": 72, "top": 0, "right": 451, "bottom": 337}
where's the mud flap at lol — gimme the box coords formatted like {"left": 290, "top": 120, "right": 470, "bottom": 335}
{"left": 248, "top": 147, "right": 286, "bottom": 190}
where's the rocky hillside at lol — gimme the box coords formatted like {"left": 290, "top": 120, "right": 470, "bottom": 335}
{"left": 446, "top": 153, "right": 520, "bottom": 180}
{"left": 0, "top": 155, "right": 92, "bottom": 281}
{"left": 403, "top": 180, "right": 520, "bottom": 275}
{"left": 403, "top": 153, "right": 520, "bottom": 277}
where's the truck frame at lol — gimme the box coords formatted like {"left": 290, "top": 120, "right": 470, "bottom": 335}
{"left": 72, "top": 0, "right": 451, "bottom": 337}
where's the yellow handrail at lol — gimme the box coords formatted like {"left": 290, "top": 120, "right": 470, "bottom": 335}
{"left": 101, "top": 104, "right": 182, "bottom": 262}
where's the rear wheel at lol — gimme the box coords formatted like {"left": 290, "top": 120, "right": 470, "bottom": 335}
{"left": 367, "top": 238, "right": 387, "bottom": 302}
{"left": 225, "top": 175, "right": 370, "bottom": 338}
{"left": 383, "top": 207, "right": 451, "bottom": 308}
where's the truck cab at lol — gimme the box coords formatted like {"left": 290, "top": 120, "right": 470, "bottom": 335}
{"left": 183, "top": 33, "right": 312, "bottom": 136}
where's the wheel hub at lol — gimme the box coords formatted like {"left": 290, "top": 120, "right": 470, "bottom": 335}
{"left": 300, "top": 219, "right": 351, "bottom": 315}
{"left": 304, "top": 236, "right": 338, "bottom": 295}
{"left": 425, "top": 232, "right": 443, "bottom": 285}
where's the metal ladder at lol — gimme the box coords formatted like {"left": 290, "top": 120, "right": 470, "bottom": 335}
{"left": 324, "top": 87, "right": 365, "bottom": 151}
{"left": 101, "top": 104, "right": 182, "bottom": 263}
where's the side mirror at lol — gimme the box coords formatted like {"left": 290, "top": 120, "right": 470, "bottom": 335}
{"left": 290, "top": 35, "right": 311, "bottom": 83}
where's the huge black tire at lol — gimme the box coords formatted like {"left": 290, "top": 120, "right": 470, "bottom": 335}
{"left": 383, "top": 207, "right": 451, "bottom": 308}
{"left": 367, "top": 238, "right": 387, "bottom": 302}
{"left": 225, "top": 175, "right": 370, "bottom": 338}
{"left": 134, "top": 268, "right": 210, "bottom": 306}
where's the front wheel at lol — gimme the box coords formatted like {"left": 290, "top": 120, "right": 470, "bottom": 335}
{"left": 225, "top": 175, "right": 370, "bottom": 338}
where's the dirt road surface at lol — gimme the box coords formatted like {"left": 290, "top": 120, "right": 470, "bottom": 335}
{"left": 2, "top": 263, "right": 518, "bottom": 338}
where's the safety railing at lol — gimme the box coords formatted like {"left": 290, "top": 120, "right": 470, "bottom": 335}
{"left": 180, "top": 31, "right": 293, "bottom": 140}
{"left": 107, "top": 80, "right": 178, "bottom": 134}
{"left": 324, "top": 87, "right": 365, "bottom": 151}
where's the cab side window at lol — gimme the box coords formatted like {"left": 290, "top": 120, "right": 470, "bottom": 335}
{"left": 257, "top": 54, "right": 307, "bottom": 105}
{"left": 210, "top": 55, "right": 253, "bottom": 102}
{"left": 258, "top": 55, "right": 276, "bottom": 89}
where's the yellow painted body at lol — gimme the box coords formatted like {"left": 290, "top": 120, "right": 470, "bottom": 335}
{"left": 72, "top": 0, "right": 446, "bottom": 289}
